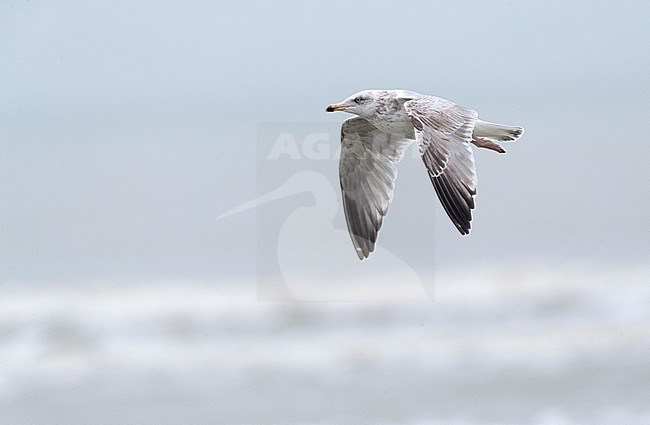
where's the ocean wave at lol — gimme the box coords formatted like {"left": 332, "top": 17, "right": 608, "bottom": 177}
{"left": 1, "top": 263, "right": 649, "bottom": 424}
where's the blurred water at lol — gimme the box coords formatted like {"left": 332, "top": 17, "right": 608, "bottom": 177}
{"left": 1, "top": 264, "right": 649, "bottom": 425}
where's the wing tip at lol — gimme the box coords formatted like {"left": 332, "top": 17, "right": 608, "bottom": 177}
{"left": 354, "top": 243, "right": 374, "bottom": 260}
{"left": 430, "top": 172, "right": 475, "bottom": 236}
{"left": 456, "top": 224, "right": 471, "bottom": 235}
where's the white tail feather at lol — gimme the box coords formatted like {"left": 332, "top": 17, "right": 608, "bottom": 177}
{"left": 473, "top": 120, "right": 524, "bottom": 142}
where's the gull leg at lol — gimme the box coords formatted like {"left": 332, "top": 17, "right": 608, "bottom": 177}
{"left": 471, "top": 137, "right": 506, "bottom": 154}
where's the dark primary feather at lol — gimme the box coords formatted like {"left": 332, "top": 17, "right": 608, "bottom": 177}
{"left": 403, "top": 96, "right": 479, "bottom": 235}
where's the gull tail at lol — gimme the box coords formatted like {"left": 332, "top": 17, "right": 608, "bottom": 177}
{"left": 473, "top": 120, "right": 524, "bottom": 142}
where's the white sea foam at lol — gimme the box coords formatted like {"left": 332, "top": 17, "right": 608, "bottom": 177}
{"left": 0, "top": 263, "right": 649, "bottom": 424}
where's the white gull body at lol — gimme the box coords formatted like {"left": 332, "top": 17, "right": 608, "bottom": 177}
{"left": 326, "top": 89, "right": 524, "bottom": 260}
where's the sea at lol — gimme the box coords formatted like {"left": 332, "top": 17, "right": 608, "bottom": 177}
{"left": 1, "top": 263, "right": 649, "bottom": 425}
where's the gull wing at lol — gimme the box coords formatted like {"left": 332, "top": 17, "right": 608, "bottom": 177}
{"left": 339, "top": 117, "right": 413, "bottom": 259}
{"left": 403, "top": 96, "right": 479, "bottom": 235}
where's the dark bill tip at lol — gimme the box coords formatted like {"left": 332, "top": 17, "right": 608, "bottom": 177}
{"left": 326, "top": 105, "right": 335, "bottom": 112}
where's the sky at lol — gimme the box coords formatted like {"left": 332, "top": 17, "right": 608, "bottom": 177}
{"left": 1, "top": 0, "right": 649, "bottom": 284}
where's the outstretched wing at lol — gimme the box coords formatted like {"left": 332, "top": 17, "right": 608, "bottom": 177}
{"left": 403, "top": 96, "right": 478, "bottom": 235}
{"left": 339, "top": 117, "right": 413, "bottom": 259}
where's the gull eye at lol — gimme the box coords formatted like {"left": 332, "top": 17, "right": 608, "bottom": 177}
{"left": 354, "top": 96, "right": 364, "bottom": 104}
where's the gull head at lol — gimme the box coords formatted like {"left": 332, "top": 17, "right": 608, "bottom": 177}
{"left": 326, "top": 90, "right": 385, "bottom": 119}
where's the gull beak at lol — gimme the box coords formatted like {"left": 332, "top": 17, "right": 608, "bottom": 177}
{"left": 326, "top": 103, "right": 347, "bottom": 112}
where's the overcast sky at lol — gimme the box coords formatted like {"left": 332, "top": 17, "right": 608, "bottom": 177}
{"left": 1, "top": 0, "right": 649, "bottom": 284}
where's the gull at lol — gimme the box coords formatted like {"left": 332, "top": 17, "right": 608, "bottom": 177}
{"left": 326, "top": 89, "right": 524, "bottom": 259}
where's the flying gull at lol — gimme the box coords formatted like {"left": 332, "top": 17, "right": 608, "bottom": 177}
{"left": 326, "top": 89, "right": 524, "bottom": 260}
